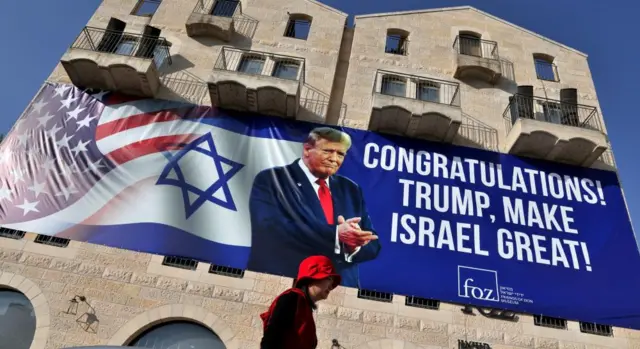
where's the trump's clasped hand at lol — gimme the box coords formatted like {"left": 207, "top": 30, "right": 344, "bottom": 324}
{"left": 337, "top": 215, "right": 378, "bottom": 252}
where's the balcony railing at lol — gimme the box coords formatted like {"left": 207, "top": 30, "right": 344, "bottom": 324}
{"left": 213, "top": 47, "right": 305, "bottom": 84}
{"left": 193, "top": 0, "right": 242, "bottom": 18}
{"left": 503, "top": 94, "right": 602, "bottom": 134}
{"left": 373, "top": 70, "right": 461, "bottom": 107}
{"left": 453, "top": 35, "right": 499, "bottom": 60}
{"left": 71, "top": 26, "right": 172, "bottom": 66}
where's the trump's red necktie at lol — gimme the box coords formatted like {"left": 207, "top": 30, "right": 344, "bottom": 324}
{"left": 316, "top": 179, "right": 334, "bottom": 224}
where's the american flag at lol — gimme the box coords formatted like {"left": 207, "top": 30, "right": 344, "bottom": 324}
{"left": 0, "top": 82, "right": 205, "bottom": 225}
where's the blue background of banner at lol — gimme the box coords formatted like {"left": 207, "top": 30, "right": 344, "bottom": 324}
{"left": 78, "top": 110, "right": 640, "bottom": 329}
{"left": 338, "top": 126, "right": 640, "bottom": 329}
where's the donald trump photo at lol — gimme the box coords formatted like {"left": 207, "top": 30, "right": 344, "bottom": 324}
{"left": 247, "top": 127, "right": 381, "bottom": 288}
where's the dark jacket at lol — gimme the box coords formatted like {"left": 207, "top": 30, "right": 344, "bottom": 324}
{"left": 260, "top": 288, "right": 317, "bottom": 349}
{"left": 247, "top": 159, "right": 381, "bottom": 287}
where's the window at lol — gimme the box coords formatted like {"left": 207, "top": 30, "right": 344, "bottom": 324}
{"left": 458, "top": 31, "right": 482, "bottom": 57}
{"left": 211, "top": 0, "right": 239, "bottom": 17}
{"left": 272, "top": 60, "right": 300, "bottom": 80}
{"left": 132, "top": 0, "right": 161, "bottom": 17}
{"left": 357, "top": 289, "right": 393, "bottom": 303}
{"left": 534, "top": 315, "right": 567, "bottom": 329}
{"left": 153, "top": 43, "right": 170, "bottom": 68}
{"left": 34, "top": 234, "right": 70, "bottom": 248}
{"left": 579, "top": 322, "right": 613, "bottom": 336}
{"left": 0, "top": 228, "right": 25, "bottom": 240}
{"left": 541, "top": 102, "right": 562, "bottom": 124}
{"left": 405, "top": 296, "right": 440, "bottom": 310}
{"left": 129, "top": 321, "right": 226, "bottom": 348}
{"left": 385, "top": 29, "right": 409, "bottom": 55}
{"left": 209, "top": 264, "right": 245, "bottom": 278}
{"left": 284, "top": 14, "right": 312, "bottom": 40}
{"left": 0, "top": 290, "right": 36, "bottom": 349}
{"left": 533, "top": 53, "right": 558, "bottom": 81}
{"left": 381, "top": 75, "right": 406, "bottom": 97}
{"left": 162, "top": 256, "right": 198, "bottom": 270}
{"left": 237, "top": 55, "right": 265, "bottom": 75}
{"left": 417, "top": 80, "right": 440, "bottom": 103}
{"left": 115, "top": 37, "right": 138, "bottom": 56}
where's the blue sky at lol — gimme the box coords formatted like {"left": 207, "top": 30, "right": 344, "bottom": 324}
{"left": 0, "top": 0, "right": 638, "bottom": 232}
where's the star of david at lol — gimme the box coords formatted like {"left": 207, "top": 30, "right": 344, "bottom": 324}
{"left": 156, "top": 133, "right": 244, "bottom": 219}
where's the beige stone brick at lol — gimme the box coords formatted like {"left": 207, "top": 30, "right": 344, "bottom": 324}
{"left": 203, "top": 298, "right": 244, "bottom": 314}
{"left": 337, "top": 306, "right": 363, "bottom": 321}
{"left": 477, "top": 328, "right": 506, "bottom": 344}
{"left": 22, "top": 266, "right": 47, "bottom": 279}
{"left": 102, "top": 268, "right": 133, "bottom": 283}
{"left": 131, "top": 272, "right": 159, "bottom": 287}
{"left": 1, "top": 261, "right": 25, "bottom": 274}
{"left": 180, "top": 294, "right": 205, "bottom": 306}
{"left": 393, "top": 315, "right": 420, "bottom": 330}
{"left": 337, "top": 319, "right": 365, "bottom": 333}
{"left": 156, "top": 276, "right": 189, "bottom": 292}
{"left": 185, "top": 281, "right": 214, "bottom": 297}
{"left": 77, "top": 263, "right": 106, "bottom": 277}
{"left": 505, "top": 333, "right": 535, "bottom": 348}
{"left": 363, "top": 310, "right": 395, "bottom": 326}
{"left": 19, "top": 253, "right": 54, "bottom": 267}
{"left": 49, "top": 258, "right": 82, "bottom": 273}
{"left": 138, "top": 286, "right": 181, "bottom": 303}
{"left": 536, "top": 337, "right": 561, "bottom": 349}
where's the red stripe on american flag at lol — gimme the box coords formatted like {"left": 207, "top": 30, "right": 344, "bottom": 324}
{"left": 95, "top": 106, "right": 213, "bottom": 141}
{"left": 105, "top": 134, "right": 200, "bottom": 165}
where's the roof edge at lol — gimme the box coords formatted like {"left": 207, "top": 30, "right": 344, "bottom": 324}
{"left": 305, "top": 0, "right": 348, "bottom": 17}
{"left": 354, "top": 6, "right": 587, "bottom": 58}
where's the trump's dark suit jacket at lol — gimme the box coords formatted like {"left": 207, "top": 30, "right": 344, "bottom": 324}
{"left": 246, "top": 159, "right": 381, "bottom": 288}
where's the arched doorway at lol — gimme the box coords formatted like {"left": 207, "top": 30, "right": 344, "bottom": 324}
{"left": 128, "top": 321, "right": 226, "bottom": 349}
{"left": 0, "top": 289, "right": 36, "bottom": 349}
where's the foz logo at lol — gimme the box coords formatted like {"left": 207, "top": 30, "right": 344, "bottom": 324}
{"left": 458, "top": 266, "right": 500, "bottom": 302}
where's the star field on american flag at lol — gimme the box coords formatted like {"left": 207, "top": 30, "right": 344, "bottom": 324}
{"left": 0, "top": 83, "right": 116, "bottom": 221}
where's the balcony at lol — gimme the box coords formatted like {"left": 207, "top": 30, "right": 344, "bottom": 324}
{"left": 503, "top": 94, "right": 608, "bottom": 166}
{"left": 187, "top": 0, "right": 248, "bottom": 41}
{"left": 60, "top": 27, "right": 171, "bottom": 97}
{"left": 369, "top": 70, "right": 462, "bottom": 142}
{"left": 208, "top": 47, "right": 305, "bottom": 118}
{"left": 453, "top": 35, "right": 502, "bottom": 84}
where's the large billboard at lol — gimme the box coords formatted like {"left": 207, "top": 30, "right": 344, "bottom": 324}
{"left": 2, "top": 82, "right": 640, "bottom": 328}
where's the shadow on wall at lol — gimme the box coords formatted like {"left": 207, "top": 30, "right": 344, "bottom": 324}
{"left": 188, "top": 14, "right": 258, "bottom": 48}
{"left": 454, "top": 113, "right": 499, "bottom": 151}
{"left": 299, "top": 84, "right": 347, "bottom": 124}
{"left": 461, "top": 59, "right": 517, "bottom": 93}
{"left": 157, "top": 55, "right": 208, "bottom": 105}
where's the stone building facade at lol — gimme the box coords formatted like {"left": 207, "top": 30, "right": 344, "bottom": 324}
{"left": 1, "top": 0, "right": 634, "bottom": 349}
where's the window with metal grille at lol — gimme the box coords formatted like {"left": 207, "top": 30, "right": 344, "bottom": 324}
{"left": 272, "top": 61, "right": 300, "bottom": 80}
{"left": 579, "top": 322, "right": 613, "bottom": 336}
{"left": 34, "top": 235, "right": 70, "bottom": 248}
{"left": 405, "top": 296, "right": 439, "bottom": 310}
{"left": 357, "top": 289, "right": 393, "bottom": 303}
{"left": 381, "top": 75, "right": 406, "bottom": 97}
{"left": 162, "top": 256, "right": 198, "bottom": 270}
{"left": 284, "top": 15, "right": 312, "bottom": 40}
{"left": 208, "top": 264, "right": 245, "bottom": 278}
{"left": 0, "top": 228, "right": 25, "bottom": 240}
{"left": 132, "top": 0, "right": 161, "bottom": 16}
{"left": 385, "top": 29, "right": 409, "bottom": 55}
{"left": 237, "top": 55, "right": 265, "bottom": 75}
{"left": 417, "top": 80, "right": 440, "bottom": 103}
{"left": 534, "top": 315, "right": 567, "bottom": 329}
